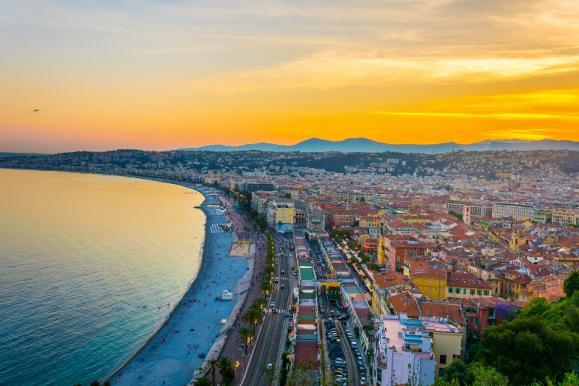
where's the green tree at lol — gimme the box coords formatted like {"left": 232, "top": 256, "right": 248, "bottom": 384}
{"left": 468, "top": 363, "right": 509, "bottom": 386}
{"left": 556, "top": 372, "right": 579, "bottom": 386}
{"left": 442, "top": 359, "right": 469, "bottom": 385}
{"left": 238, "top": 325, "right": 253, "bottom": 355}
{"left": 192, "top": 376, "right": 213, "bottom": 386}
{"left": 564, "top": 270, "right": 579, "bottom": 297}
{"left": 218, "top": 356, "right": 236, "bottom": 386}
{"left": 243, "top": 307, "right": 262, "bottom": 333}
{"left": 479, "top": 315, "right": 579, "bottom": 384}
{"left": 437, "top": 362, "right": 508, "bottom": 386}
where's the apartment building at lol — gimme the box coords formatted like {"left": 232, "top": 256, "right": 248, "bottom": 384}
{"left": 492, "top": 202, "right": 535, "bottom": 222}
{"left": 374, "top": 316, "right": 436, "bottom": 386}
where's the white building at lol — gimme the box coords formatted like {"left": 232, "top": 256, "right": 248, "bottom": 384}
{"left": 492, "top": 202, "right": 535, "bottom": 222}
{"left": 374, "top": 315, "right": 436, "bottom": 386}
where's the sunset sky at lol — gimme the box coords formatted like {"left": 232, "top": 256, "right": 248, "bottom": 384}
{"left": 1, "top": 0, "right": 578, "bottom": 152}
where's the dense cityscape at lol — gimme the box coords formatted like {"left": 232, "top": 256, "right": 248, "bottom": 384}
{"left": 1, "top": 149, "right": 578, "bottom": 386}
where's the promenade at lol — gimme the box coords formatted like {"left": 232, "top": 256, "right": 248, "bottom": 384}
{"left": 212, "top": 194, "right": 267, "bottom": 385}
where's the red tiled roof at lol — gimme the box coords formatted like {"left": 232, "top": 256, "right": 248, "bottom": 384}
{"left": 448, "top": 271, "right": 492, "bottom": 289}
{"left": 421, "top": 302, "right": 466, "bottom": 326}
{"left": 389, "top": 291, "right": 420, "bottom": 318}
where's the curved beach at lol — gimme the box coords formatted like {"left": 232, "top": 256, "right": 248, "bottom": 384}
{"left": 111, "top": 183, "right": 251, "bottom": 386}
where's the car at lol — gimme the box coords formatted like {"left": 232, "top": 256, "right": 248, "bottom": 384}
{"left": 280, "top": 284, "right": 285, "bottom": 289}
{"left": 266, "top": 363, "right": 273, "bottom": 370}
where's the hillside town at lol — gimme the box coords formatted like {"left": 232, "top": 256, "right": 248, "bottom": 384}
{"left": 1, "top": 149, "right": 578, "bottom": 385}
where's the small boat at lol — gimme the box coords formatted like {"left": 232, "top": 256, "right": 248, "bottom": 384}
{"left": 217, "top": 289, "right": 233, "bottom": 301}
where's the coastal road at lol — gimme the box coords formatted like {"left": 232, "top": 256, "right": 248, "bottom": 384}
{"left": 241, "top": 234, "right": 294, "bottom": 386}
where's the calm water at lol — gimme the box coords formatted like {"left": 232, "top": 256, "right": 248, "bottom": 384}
{"left": 0, "top": 169, "right": 206, "bottom": 386}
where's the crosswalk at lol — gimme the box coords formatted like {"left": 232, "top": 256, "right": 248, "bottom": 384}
{"left": 209, "top": 223, "right": 230, "bottom": 234}
{"left": 266, "top": 308, "right": 289, "bottom": 314}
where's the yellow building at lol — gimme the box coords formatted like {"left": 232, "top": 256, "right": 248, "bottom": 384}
{"left": 552, "top": 208, "right": 579, "bottom": 227}
{"left": 359, "top": 215, "right": 382, "bottom": 229}
{"left": 447, "top": 271, "right": 492, "bottom": 299}
{"left": 267, "top": 201, "right": 295, "bottom": 226}
{"left": 411, "top": 268, "right": 448, "bottom": 301}
{"left": 509, "top": 231, "right": 528, "bottom": 252}
{"left": 424, "top": 320, "right": 464, "bottom": 377}
{"left": 376, "top": 236, "right": 385, "bottom": 266}
{"left": 275, "top": 205, "right": 295, "bottom": 224}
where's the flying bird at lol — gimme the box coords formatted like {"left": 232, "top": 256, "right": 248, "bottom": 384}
{"left": 33, "top": 108, "right": 39, "bottom": 112}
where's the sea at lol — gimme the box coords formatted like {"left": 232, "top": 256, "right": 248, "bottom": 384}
{"left": 0, "top": 169, "right": 206, "bottom": 386}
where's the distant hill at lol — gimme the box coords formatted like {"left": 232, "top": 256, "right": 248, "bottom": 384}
{"left": 181, "top": 138, "right": 579, "bottom": 154}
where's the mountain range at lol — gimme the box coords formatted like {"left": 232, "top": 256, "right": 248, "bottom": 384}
{"left": 181, "top": 138, "right": 579, "bottom": 154}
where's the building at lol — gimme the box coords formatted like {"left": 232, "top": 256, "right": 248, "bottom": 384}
{"left": 463, "top": 205, "right": 472, "bottom": 225}
{"left": 374, "top": 316, "right": 436, "bottom": 386}
{"left": 238, "top": 181, "right": 275, "bottom": 193}
{"left": 410, "top": 264, "right": 448, "bottom": 301}
{"left": 251, "top": 190, "right": 277, "bottom": 214}
{"left": 447, "top": 200, "right": 493, "bottom": 218}
{"left": 492, "top": 203, "right": 535, "bottom": 222}
{"left": 340, "top": 280, "right": 371, "bottom": 353}
{"left": 552, "top": 208, "right": 579, "bottom": 227}
{"left": 306, "top": 207, "right": 326, "bottom": 233}
{"left": 380, "top": 235, "right": 429, "bottom": 271}
{"left": 294, "top": 201, "right": 307, "bottom": 226}
{"left": 447, "top": 271, "right": 492, "bottom": 299}
{"left": 370, "top": 270, "right": 407, "bottom": 317}
{"left": 422, "top": 318, "right": 463, "bottom": 377}
{"left": 267, "top": 200, "right": 296, "bottom": 233}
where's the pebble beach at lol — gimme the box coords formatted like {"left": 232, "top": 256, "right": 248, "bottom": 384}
{"left": 111, "top": 184, "right": 251, "bottom": 386}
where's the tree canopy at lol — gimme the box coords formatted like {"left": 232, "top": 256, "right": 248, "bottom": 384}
{"left": 439, "top": 291, "right": 579, "bottom": 385}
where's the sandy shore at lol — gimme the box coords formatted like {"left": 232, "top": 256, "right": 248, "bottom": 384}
{"left": 110, "top": 183, "right": 251, "bottom": 386}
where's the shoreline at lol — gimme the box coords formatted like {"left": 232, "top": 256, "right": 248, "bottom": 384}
{"left": 0, "top": 167, "right": 256, "bottom": 385}
{"left": 104, "top": 182, "right": 210, "bottom": 382}
{"left": 110, "top": 182, "right": 251, "bottom": 386}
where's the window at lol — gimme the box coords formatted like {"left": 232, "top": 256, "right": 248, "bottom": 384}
{"left": 440, "top": 354, "right": 447, "bottom": 364}
{"left": 484, "top": 290, "right": 489, "bottom": 296}
{"left": 470, "top": 289, "right": 475, "bottom": 295}
{"left": 463, "top": 288, "right": 467, "bottom": 294}
{"left": 448, "top": 287, "right": 453, "bottom": 293}
{"left": 477, "top": 289, "right": 482, "bottom": 295}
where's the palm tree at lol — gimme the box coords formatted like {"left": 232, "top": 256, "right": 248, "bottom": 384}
{"left": 238, "top": 326, "right": 253, "bottom": 355}
{"left": 218, "top": 356, "right": 236, "bottom": 386}
{"left": 261, "top": 279, "right": 271, "bottom": 296}
{"left": 192, "top": 376, "right": 213, "bottom": 386}
{"left": 243, "top": 307, "right": 261, "bottom": 333}
{"left": 207, "top": 357, "right": 219, "bottom": 384}
{"left": 254, "top": 297, "right": 266, "bottom": 311}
